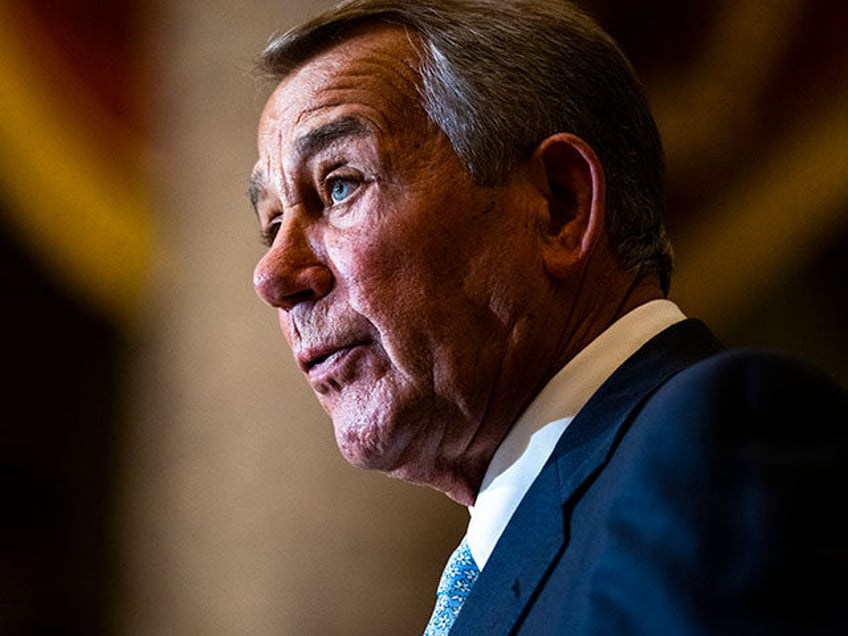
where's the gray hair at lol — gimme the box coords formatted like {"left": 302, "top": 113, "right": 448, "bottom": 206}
{"left": 258, "top": 0, "right": 673, "bottom": 294}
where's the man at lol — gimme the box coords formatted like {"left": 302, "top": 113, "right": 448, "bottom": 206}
{"left": 248, "top": 1, "right": 848, "bottom": 634}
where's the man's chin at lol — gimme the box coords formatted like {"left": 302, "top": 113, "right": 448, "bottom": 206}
{"left": 334, "top": 422, "right": 403, "bottom": 472}
{"left": 332, "top": 414, "right": 435, "bottom": 481}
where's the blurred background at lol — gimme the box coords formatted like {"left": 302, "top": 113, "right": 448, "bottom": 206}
{"left": 1, "top": 0, "right": 846, "bottom": 634}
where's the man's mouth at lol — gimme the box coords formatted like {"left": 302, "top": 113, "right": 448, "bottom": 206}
{"left": 300, "top": 341, "right": 368, "bottom": 375}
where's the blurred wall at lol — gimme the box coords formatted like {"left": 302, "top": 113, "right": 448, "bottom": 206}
{"left": 1, "top": 1, "right": 148, "bottom": 633}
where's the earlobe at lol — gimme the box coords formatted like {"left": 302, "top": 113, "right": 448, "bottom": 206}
{"left": 532, "top": 133, "right": 605, "bottom": 279}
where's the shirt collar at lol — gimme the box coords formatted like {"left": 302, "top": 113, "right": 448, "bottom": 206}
{"left": 466, "top": 299, "right": 687, "bottom": 569}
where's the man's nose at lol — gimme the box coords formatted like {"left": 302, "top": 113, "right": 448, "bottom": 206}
{"left": 253, "top": 217, "right": 334, "bottom": 311}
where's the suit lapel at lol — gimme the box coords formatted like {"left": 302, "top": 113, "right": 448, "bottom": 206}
{"left": 450, "top": 320, "right": 722, "bottom": 636}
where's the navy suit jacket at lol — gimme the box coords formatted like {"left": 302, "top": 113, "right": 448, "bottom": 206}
{"left": 450, "top": 319, "right": 848, "bottom": 635}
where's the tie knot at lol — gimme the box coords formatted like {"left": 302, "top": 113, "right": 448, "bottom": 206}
{"left": 424, "top": 537, "right": 480, "bottom": 635}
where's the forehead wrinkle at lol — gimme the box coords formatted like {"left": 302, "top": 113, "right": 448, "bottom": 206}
{"left": 330, "top": 77, "right": 422, "bottom": 137}
{"left": 290, "top": 38, "right": 424, "bottom": 133}
{"left": 250, "top": 139, "right": 298, "bottom": 212}
{"left": 345, "top": 53, "right": 424, "bottom": 122}
{"left": 354, "top": 49, "right": 422, "bottom": 99}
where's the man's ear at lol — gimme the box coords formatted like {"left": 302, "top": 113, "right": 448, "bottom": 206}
{"left": 530, "top": 133, "right": 605, "bottom": 279}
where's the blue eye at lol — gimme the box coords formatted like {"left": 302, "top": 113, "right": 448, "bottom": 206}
{"left": 329, "top": 178, "right": 357, "bottom": 204}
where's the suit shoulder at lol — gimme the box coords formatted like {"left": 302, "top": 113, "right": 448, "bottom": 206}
{"left": 644, "top": 347, "right": 848, "bottom": 443}
{"left": 663, "top": 347, "right": 847, "bottom": 404}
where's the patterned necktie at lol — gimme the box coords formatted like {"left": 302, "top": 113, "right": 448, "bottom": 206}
{"left": 423, "top": 536, "right": 480, "bottom": 635}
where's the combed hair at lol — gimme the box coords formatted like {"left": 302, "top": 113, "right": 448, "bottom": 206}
{"left": 258, "top": 0, "right": 673, "bottom": 294}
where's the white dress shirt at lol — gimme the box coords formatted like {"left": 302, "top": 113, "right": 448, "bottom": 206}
{"left": 466, "top": 299, "right": 687, "bottom": 569}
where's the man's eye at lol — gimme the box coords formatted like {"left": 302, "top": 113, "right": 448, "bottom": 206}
{"left": 260, "top": 217, "right": 280, "bottom": 247}
{"left": 328, "top": 178, "right": 358, "bottom": 204}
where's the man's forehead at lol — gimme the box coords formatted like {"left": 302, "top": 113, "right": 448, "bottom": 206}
{"left": 282, "top": 23, "right": 420, "bottom": 85}
{"left": 260, "top": 25, "right": 422, "bottom": 127}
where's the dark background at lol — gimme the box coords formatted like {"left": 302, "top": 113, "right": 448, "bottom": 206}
{"left": 1, "top": 0, "right": 846, "bottom": 633}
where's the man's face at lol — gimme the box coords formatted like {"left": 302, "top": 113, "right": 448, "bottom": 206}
{"left": 251, "top": 27, "right": 545, "bottom": 497}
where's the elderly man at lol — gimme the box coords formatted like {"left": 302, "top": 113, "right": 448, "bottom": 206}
{"left": 248, "top": 1, "right": 848, "bottom": 634}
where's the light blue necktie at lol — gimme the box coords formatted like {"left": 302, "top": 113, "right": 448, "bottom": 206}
{"left": 423, "top": 536, "right": 480, "bottom": 635}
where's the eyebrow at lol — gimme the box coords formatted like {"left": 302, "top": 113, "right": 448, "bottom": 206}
{"left": 295, "top": 115, "right": 370, "bottom": 161}
{"left": 248, "top": 116, "right": 371, "bottom": 215}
